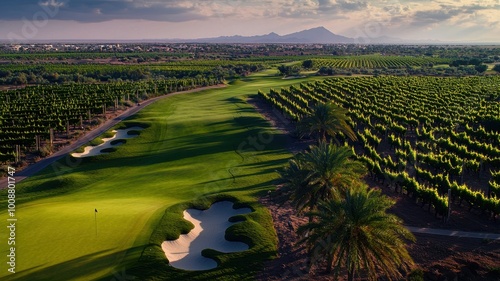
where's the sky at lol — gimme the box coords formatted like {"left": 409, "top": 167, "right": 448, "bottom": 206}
{"left": 0, "top": 0, "right": 498, "bottom": 43}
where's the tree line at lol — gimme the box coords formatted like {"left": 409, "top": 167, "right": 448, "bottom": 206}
{"left": 277, "top": 103, "right": 416, "bottom": 280}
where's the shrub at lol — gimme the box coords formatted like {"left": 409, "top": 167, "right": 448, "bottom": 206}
{"left": 39, "top": 144, "right": 53, "bottom": 157}
{"left": 100, "top": 148, "right": 117, "bottom": 153}
{"left": 407, "top": 268, "right": 424, "bottom": 281}
{"left": 102, "top": 131, "right": 116, "bottom": 138}
{"left": 110, "top": 139, "right": 126, "bottom": 146}
{"left": 88, "top": 138, "right": 104, "bottom": 146}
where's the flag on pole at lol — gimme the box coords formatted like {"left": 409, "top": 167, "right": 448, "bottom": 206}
{"left": 94, "top": 208, "right": 98, "bottom": 236}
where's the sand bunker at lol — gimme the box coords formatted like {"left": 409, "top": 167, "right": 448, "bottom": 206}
{"left": 162, "top": 201, "right": 252, "bottom": 271}
{"left": 71, "top": 127, "right": 144, "bottom": 158}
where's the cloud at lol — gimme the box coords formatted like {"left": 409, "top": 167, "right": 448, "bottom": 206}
{"left": 0, "top": 0, "right": 496, "bottom": 23}
{"left": 39, "top": 0, "right": 65, "bottom": 8}
{"left": 413, "top": 8, "right": 463, "bottom": 24}
{"left": 0, "top": 0, "right": 206, "bottom": 22}
{"left": 0, "top": 0, "right": 498, "bottom": 42}
{"left": 60, "top": 0, "right": 209, "bottom": 22}
{"left": 318, "top": 0, "right": 367, "bottom": 10}
{"left": 0, "top": 0, "right": 375, "bottom": 22}
{"left": 403, "top": 2, "right": 500, "bottom": 29}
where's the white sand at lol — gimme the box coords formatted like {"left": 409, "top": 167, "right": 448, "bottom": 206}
{"left": 162, "top": 201, "right": 252, "bottom": 271}
{"left": 71, "top": 127, "right": 144, "bottom": 158}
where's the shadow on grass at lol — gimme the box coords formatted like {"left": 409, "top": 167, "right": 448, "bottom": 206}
{"left": 0, "top": 247, "right": 143, "bottom": 281}
{"left": 211, "top": 179, "right": 278, "bottom": 196}
{"left": 60, "top": 113, "right": 285, "bottom": 172}
{"left": 131, "top": 248, "right": 275, "bottom": 281}
{"left": 132, "top": 194, "right": 277, "bottom": 281}
{"left": 3, "top": 102, "right": 292, "bottom": 209}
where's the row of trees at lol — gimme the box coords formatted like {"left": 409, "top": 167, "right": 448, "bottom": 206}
{"left": 316, "top": 64, "right": 493, "bottom": 77}
{"left": 312, "top": 56, "right": 451, "bottom": 69}
{"left": 0, "top": 77, "right": 219, "bottom": 164}
{"left": 0, "top": 61, "right": 265, "bottom": 86}
{"left": 260, "top": 76, "right": 500, "bottom": 218}
{"left": 277, "top": 103, "right": 415, "bottom": 280}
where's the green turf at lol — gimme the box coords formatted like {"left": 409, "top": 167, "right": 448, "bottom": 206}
{"left": 0, "top": 69, "right": 325, "bottom": 281}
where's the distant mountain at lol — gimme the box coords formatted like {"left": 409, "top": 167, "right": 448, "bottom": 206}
{"left": 280, "top": 27, "right": 354, "bottom": 43}
{"left": 178, "top": 26, "right": 356, "bottom": 44}
{"left": 193, "top": 32, "right": 282, "bottom": 44}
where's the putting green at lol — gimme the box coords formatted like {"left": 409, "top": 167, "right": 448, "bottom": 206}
{"left": 0, "top": 70, "right": 325, "bottom": 281}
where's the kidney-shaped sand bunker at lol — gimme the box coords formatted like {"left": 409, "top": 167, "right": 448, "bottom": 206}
{"left": 162, "top": 201, "right": 252, "bottom": 271}
{"left": 71, "top": 126, "right": 144, "bottom": 158}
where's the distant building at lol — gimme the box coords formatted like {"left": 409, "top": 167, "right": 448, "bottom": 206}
{"left": 9, "top": 45, "right": 22, "bottom": 51}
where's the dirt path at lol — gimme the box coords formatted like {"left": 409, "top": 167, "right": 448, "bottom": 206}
{"left": 406, "top": 226, "right": 500, "bottom": 240}
{"left": 0, "top": 84, "right": 226, "bottom": 188}
{"left": 258, "top": 191, "right": 500, "bottom": 281}
{"left": 252, "top": 95, "right": 500, "bottom": 281}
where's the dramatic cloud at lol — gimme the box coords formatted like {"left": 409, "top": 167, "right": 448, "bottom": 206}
{"left": 0, "top": 0, "right": 205, "bottom": 22}
{"left": 0, "top": 0, "right": 498, "bottom": 42}
{"left": 314, "top": 0, "right": 368, "bottom": 12}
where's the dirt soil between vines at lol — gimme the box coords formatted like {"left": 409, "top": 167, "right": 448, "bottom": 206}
{"left": 250, "top": 95, "right": 500, "bottom": 281}
{"left": 0, "top": 84, "right": 226, "bottom": 184}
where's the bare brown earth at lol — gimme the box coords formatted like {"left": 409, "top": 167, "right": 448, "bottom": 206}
{"left": 250, "top": 95, "right": 500, "bottom": 281}
{"left": 0, "top": 85, "right": 26, "bottom": 91}
{"left": 0, "top": 84, "right": 226, "bottom": 181}
{"left": 6, "top": 106, "right": 128, "bottom": 172}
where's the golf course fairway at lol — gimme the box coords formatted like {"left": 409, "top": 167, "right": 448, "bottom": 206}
{"left": 0, "top": 70, "right": 325, "bottom": 281}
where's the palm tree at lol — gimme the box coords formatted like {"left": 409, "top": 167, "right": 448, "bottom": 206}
{"left": 278, "top": 142, "right": 366, "bottom": 220}
{"left": 298, "top": 184, "right": 415, "bottom": 281}
{"left": 277, "top": 157, "right": 307, "bottom": 195}
{"left": 297, "top": 102, "right": 357, "bottom": 143}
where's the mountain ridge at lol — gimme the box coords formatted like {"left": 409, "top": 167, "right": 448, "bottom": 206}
{"left": 177, "top": 26, "right": 357, "bottom": 44}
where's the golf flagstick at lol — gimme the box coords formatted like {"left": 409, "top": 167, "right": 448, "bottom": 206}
{"left": 95, "top": 208, "right": 98, "bottom": 236}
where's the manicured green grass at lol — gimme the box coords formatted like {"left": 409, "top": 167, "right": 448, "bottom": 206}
{"left": 72, "top": 131, "right": 118, "bottom": 153}
{"left": 0, "top": 69, "right": 325, "bottom": 281}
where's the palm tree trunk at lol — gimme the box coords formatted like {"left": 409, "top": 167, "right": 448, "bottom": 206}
{"left": 305, "top": 251, "right": 312, "bottom": 274}
{"left": 326, "top": 253, "right": 333, "bottom": 273}
{"left": 308, "top": 201, "right": 315, "bottom": 223}
{"left": 347, "top": 268, "right": 354, "bottom": 281}
{"left": 305, "top": 203, "right": 314, "bottom": 273}
{"left": 347, "top": 248, "right": 354, "bottom": 281}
